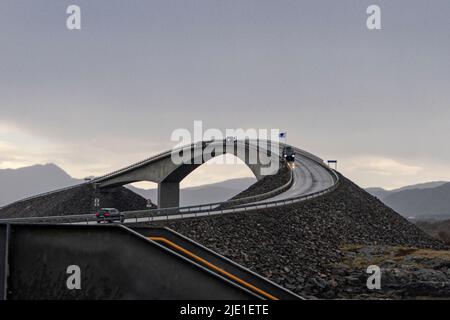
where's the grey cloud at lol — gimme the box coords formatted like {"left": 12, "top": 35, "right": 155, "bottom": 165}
{"left": 0, "top": 0, "right": 449, "bottom": 186}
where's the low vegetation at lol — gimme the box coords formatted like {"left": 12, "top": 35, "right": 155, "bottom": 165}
{"left": 416, "top": 219, "right": 450, "bottom": 245}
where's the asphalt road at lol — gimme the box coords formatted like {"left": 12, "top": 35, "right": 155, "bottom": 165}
{"left": 2, "top": 140, "right": 336, "bottom": 225}
{"left": 114, "top": 147, "right": 336, "bottom": 224}
{"left": 221, "top": 147, "right": 335, "bottom": 208}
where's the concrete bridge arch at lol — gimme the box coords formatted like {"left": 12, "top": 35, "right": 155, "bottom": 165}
{"left": 94, "top": 140, "right": 280, "bottom": 208}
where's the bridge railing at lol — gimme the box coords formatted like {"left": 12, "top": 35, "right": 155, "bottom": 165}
{"left": 0, "top": 139, "right": 282, "bottom": 211}
{"left": 123, "top": 166, "right": 294, "bottom": 218}
{"left": 0, "top": 168, "right": 339, "bottom": 225}
{"left": 92, "top": 139, "right": 281, "bottom": 183}
{"left": 137, "top": 170, "right": 340, "bottom": 223}
{"left": 0, "top": 145, "right": 340, "bottom": 225}
{"left": 0, "top": 166, "right": 294, "bottom": 224}
{"left": 111, "top": 159, "right": 340, "bottom": 223}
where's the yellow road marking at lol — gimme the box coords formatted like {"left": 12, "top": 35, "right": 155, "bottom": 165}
{"left": 149, "top": 236, "right": 278, "bottom": 300}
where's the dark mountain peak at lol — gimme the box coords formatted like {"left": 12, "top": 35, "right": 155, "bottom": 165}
{"left": 382, "top": 183, "right": 450, "bottom": 219}
{"left": 365, "top": 187, "right": 390, "bottom": 200}
{"left": 366, "top": 181, "right": 450, "bottom": 219}
{"left": 394, "top": 181, "right": 449, "bottom": 192}
{"left": 2, "top": 162, "right": 66, "bottom": 173}
{"left": 0, "top": 163, "right": 82, "bottom": 207}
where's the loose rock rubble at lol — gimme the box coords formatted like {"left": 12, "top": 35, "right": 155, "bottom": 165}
{"left": 0, "top": 184, "right": 153, "bottom": 218}
{"left": 228, "top": 164, "right": 292, "bottom": 201}
{"left": 144, "top": 174, "right": 448, "bottom": 299}
{"left": 329, "top": 245, "right": 450, "bottom": 299}
{"left": 1, "top": 168, "right": 448, "bottom": 299}
{"left": 0, "top": 163, "right": 289, "bottom": 218}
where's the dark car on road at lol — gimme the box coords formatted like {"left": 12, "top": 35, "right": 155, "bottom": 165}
{"left": 282, "top": 146, "right": 295, "bottom": 163}
{"left": 96, "top": 208, "right": 125, "bottom": 223}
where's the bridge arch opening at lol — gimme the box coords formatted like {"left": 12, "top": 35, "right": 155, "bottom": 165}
{"left": 124, "top": 154, "right": 257, "bottom": 207}
{"left": 179, "top": 154, "right": 256, "bottom": 206}
{"left": 98, "top": 142, "right": 279, "bottom": 208}
{"left": 125, "top": 181, "right": 158, "bottom": 206}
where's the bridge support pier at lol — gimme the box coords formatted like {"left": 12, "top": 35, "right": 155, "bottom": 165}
{"left": 158, "top": 182, "right": 180, "bottom": 208}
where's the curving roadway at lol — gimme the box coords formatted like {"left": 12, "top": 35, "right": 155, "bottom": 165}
{"left": 0, "top": 141, "right": 338, "bottom": 224}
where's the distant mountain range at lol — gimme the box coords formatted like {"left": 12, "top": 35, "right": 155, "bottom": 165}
{"left": 366, "top": 181, "right": 450, "bottom": 220}
{"left": 0, "top": 164, "right": 82, "bottom": 207}
{"left": 2, "top": 164, "right": 449, "bottom": 219}
{"left": 366, "top": 181, "right": 448, "bottom": 199}
{"left": 0, "top": 163, "right": 255, "bottom": 207}
{"left": 128, "top": 178, "right": 255, "bottom": 206}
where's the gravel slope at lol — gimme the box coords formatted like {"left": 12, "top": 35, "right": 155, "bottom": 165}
{"left": 0, "top": 163, "right": 290, "bottom": 218}
{"left": 142, "top": 174, "right": 446, "bottom": 298}
{"left": 0, "top": 184, "right": 153, "bottom": 218}
{"left": 227, "top": 164, "right": 292, "bottom": 201}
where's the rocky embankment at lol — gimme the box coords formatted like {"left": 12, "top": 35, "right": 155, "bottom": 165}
{"left": 217, "top": 164, "right": 292, "bottom": 210}
{"left": 228, "top": 164, "right": 292, "bottom": 201}
{"left": 0, "top": 184, "right": 153, "bottom": 218}
{"left": 142, "top": 174, "right": 448, "bottom": 299}
{"left": 330, "top": 245, "right": 450, "bottom": 299}
{"left": 416, "top": 219, "right": 450, "bottom": 245}
{"left": 0, "top": 163, "right": 291, "bottom": 218}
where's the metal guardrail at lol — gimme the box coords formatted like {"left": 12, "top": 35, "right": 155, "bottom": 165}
{"left": 141, "top": 172, "right": 340, "bottom": 224}
{"left": 217, "top": 166, "right": 294, "bottom": 208}
{"left": 120, "top": 167, "right": 340, "bottom": 224}
{"left": 121, "top": 159, "right": 340, "bottom": 223}
{"left": 0, "top": 164, "right": 294, "bottom": 224}
{"left": 0, "top": 139, "right": 339, "bottom": 225}
{"left": 0, "top": 142, "right": 202, "bottom": 209}
{"left": 0, "top": 139, "right": 279, "bottom": 211}
{"left": 0, "top": 156, "right": 339, "bottom": 225}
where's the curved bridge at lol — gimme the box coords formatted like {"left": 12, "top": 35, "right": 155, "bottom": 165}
{"left": 0, "top": 140, "right": 338, "bottom": 300}
{"left": 0, "top": 139, "right": 339, "bottom": 223}
{"left": 120, "top": 144, "right": 339, "bottom": 224}
{"left": 92, "top": 139, "right": 281, "bottom": 208}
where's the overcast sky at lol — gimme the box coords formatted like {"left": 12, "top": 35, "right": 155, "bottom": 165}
{"left": 0, "top": 0, "right": 449, "bottom": 189}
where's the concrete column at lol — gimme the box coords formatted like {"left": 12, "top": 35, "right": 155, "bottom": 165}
{"left": 158, "top": 182, "right": 180, "bottom": 208}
